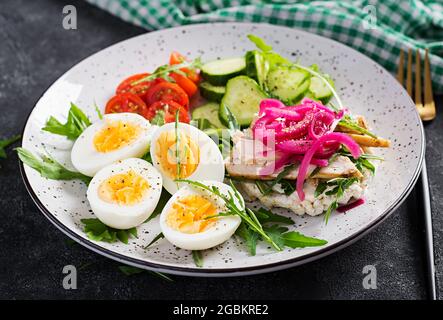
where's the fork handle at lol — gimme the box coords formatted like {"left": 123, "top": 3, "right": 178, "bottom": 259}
{"left": 421, "top": 158, "right": 436, "bottom": 300}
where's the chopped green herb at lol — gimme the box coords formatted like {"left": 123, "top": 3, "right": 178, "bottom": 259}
{"left": 16, "top": 147, "right": 91, "bottom": 184}
{"left": 42, "top": 103, "right": 91, "bottom": 140}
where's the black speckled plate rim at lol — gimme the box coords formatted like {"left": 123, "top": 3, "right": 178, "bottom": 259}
{"left": 19, "top": 22, "right": 425, "bottom": 277}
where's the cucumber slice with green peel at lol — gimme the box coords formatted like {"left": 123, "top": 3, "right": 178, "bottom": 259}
{"left": 265, "top": 67, "right": 310, "bottom": 105}
{"left": 199, "top": 82, "right": 226, "bottom": 102}
{"left": 219, "top": 76, "right": 267, "bottom": 127}
{"left": 201, "top": 57, "right": 246, "bottom": 86}
{"left": 245, "top": 50, "right": 268, "bottom": 88}
{"left": 192, "top": 102, "right": 226, "bottom": 128}
{"left": 308, "top": 76, "right": 334, "bottom": 104}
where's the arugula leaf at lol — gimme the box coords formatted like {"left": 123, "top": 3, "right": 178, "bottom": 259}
{"left": 314, "top": 181, "right": 328, "bottom": 197}
{"left": 280, "top": 179, "right": 296, "bottom": 196}
{"left": 42, "top": 103, "right": 91, "bottom": 140}
{"left": 118, "top": 265, "right": 174, "bottom": 282}
{"left": 16, "top": 147, "right": 91, "bottom": 184}
{"left": 177, "top": 179, "right": 282, "bottom": 251}
{"left": 338, "top": 115, "right": 377, "bottom": 138}
{"left": 282, "top": 231, "right": 328, "bottom": 248}
{"left": 324, "top": 201, "right": 338, "bottom": 224}
{"left": 151, "top": 110, "right": 165, "bottom": 126}
{"left": 235, "top": 222, "right": 259, "bottom": 256}
{"left": 81, "top": 218, "right": 137, "bottom": 244}
{"left": 247, "top": 34, "right": 273, "bottom": 52}
{"left": 263, "top": 225, "right": 288, "bottom": 249}
{"left": 145, "top": 232, "right": 164, "bottom": 249}
{"left": 133, "top": 58, "right": 202, "bottom": 84}
{"left": 255, "top": 207, "right": 293, "bottom": 225}
{"left": 190, "top": 118, "right": 216, "bottom": 131}
{"left": 118, "top": 265, "right": 144, "bottom": 276}
{"left": 253, "top": 164, "right": 295, "bottom": 196}
{"left": 224, "top": 106, "right": 240, "bottom": 131}
{"left": 0, "top": 135, "right": 20, "bottom": 159}
{"left": 315, "top": 177, "right": 358, "bottom": 223}
{"left": 94, "top": 102, "right": 103, "bottom": 120}
{"left": 141, "top": 151, "right": 152, "bottom": 163}
{"left": 192, "top": 251, "right": 204, "bottom": 268}
{"left": 264, "top": 225, "right": 328, "bottom": 249}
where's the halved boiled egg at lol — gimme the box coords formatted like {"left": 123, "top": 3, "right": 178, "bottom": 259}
{"left": 87, "top": 158, "right": 162, "bottom": 229}
{"left": 159, "top": 181, "right": 242, "bottom": 250}
{"left": 150, "top": 122, "right": 224, "bottom": 195}
{"left": 71, "top": 113, "right": 154, "bottom": 176}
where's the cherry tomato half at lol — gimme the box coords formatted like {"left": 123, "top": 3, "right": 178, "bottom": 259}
{"left": 105, "top": 93, "right": 148, "bottom": 117}
{"left": 145, "top": 100, "right": 190, "bottom": 123}
{"left": 146, "top": 82, "right": 189, "bottom": 109}
{"left": 169, "top": 51, "right": 201, "bottom": 84}
{"left": 170, "top": 72, "right": 198, "bottom": 97}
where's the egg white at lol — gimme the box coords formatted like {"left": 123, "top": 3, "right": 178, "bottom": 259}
{"left": 87, "top": 158, "right": 162, "bottom": 229}
{"left": 159, "top": 180, "right": 242, "bottom": 250}
{"left": 150, "top": 122, "right": 224, "bottom": 195}
{"left": 71, "top": 113, "right": 154, "bottom": 177}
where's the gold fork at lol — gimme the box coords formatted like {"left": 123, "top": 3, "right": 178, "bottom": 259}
{"left": 397, "top": 49, "right": 436, "bottom": 121}
{"left": 397, "top": 49, "right": 436, "bottom": 300}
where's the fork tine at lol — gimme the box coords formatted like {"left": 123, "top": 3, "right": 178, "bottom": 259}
{"left": 406, "top": 49, "right": 413, "bottom": 97}
{"left": 397, "top": 50, "right": 404, "bottom": 84}
{"left": 415, "top": 50, "right": 423, "bottom": 108}
{"left": 423, "top": 49, "right": 436, "bottom": 120}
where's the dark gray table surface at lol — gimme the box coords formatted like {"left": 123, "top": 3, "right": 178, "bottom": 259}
{"left": 0, "top": 0, "right": 441, "bottom": 300}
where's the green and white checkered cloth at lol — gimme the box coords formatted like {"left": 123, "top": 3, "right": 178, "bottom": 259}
{"left": 86, "top": 0, "right": 443, "bottom": 92}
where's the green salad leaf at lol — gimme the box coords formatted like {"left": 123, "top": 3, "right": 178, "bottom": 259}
{"left": 16, "top": 147, "right": 91, "bottom": 184}
{"left": 81, "top": 218, "right": 137, "bottom": 244}
{"left": 192, "top": 251, "right": 204, "bottom": 268}
{"left": 0, "top": 135, "right": 21, "bottom": 160}
{"left": 42, "top": 103, "right": 91, "bottom": 140}
{"left": 145, "top": 232, "right": 164, "bottom": 249}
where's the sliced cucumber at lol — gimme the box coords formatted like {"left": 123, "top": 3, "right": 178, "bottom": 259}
{"left": 308, "top": 75, "right": 334, "bottom": 104}
{"left": 245, "top": 50, "right": 268, "bottom": 88}
{"left": 265, "top": 67, "right": 310, "bottom": 104}
{"left": 192, "top": 102, "right": 225, "bottom": 128}
{"left": 201, "top": 57, "right": 246, "bottom": 86}
{"left": 220, "top": 76, "right": 267, "bottom": 127}
{"left": 199, "top": 82, "right": 226, "bottom": 102}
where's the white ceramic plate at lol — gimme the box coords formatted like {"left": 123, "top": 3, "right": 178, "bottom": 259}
{"left": 20, "top": 23, "right": 424, "bottom": 276}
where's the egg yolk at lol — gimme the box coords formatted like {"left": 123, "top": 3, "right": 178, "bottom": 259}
{"left": 94, "top": 120, "right": 140, "bottom": 153}
{"left": 166, "top": 195, "right": 217, "bottom": 234}
{"left": 98, "top": 170, "right": 150, "bottom": 205}
{"left": 155, "top": 130, "right": 200, "bottom": 179}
